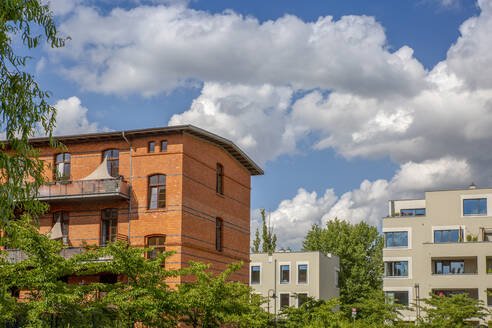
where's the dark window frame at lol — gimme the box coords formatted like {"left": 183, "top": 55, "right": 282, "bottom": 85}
{"left": 148, "top": 174, "right": 166, "bottom": 209}
{"left": 297, "top": 293, "right": 308, "bottom": 307}
{"left": 160, "top": 140, "right": 168, "bottom": 152}
{"left": 434, "top": 260, "right": 465, "bottom": 274}
{"left": 148, "top": 141, "right": 155, "bottom": 153}
{"left": 280, "top": 264, "right": 290, "bottom": 284}
{"left": 385, "top": 261, "right": 408, "bottom": 277}
{"left": 215, "top": 218, "right": 223, "bottom": 252}
{"left": 54, "top": 153, "right": 71, "bottom": 181}
{"left": 385, "top": 291, "right": 409, "bottom": 306}
{"left": 384, "top": 231, "right": 408, "bottom": 248}
{"left": 280, "top": 293, "right": 290, "bottom": 308}
{"left": 400, "top": 208, "right": 426, "bottom": 216}
{"left": 298, "top": 264, "right": 308, "bottom": 284}
{"left": 146, "top": 234, "right": 166, "bottom": 259}
{"left": 216, "top": 163, "right": 224, "bottom": 195}
{"left": 101, "top": 208, "right": 118, "bottom": 246}
{"left": 434, "top": 229, "right": 462, "bottom": 243}
{"left": 103, "top": 149, "right": 119, "bottom": 177}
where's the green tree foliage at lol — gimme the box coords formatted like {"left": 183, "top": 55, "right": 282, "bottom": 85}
{"left": 417, "top": 293, "right": 489, "bottom": 328}
{"left": 0, "top": 0, "right": 67, "bottom": 224}
{"left": 251, "top": 227, "right": 261, "bottom": 253}
{"left": 302, "top": 219, "right": 383, "bottom": 315}
{"left": 176, "top": 261, "right": 269, "bottom": 328}
{"left": 260, "top": 209, "right": 276, "bottom": 254}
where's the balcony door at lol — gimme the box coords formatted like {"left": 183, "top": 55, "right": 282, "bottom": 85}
{"left": 101, "top": 208, "right": 118, "bottom": 246}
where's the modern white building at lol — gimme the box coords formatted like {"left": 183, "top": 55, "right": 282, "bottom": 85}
{"left": 383, "top": 184, "right": 492, "bottom": 322}
{"left": 249, "top": 251, "right": 340, "bottom": 314}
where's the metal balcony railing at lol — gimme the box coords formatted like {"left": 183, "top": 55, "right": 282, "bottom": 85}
{"left": 36, "top": 179, "right": 129, "bottom": 202}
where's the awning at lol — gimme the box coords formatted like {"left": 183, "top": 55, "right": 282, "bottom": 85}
{"left": 48, "top": 218, "right": 63, "bottom": 240}
{"left": 81, "top": 157, "right": 113, "bottom": 180}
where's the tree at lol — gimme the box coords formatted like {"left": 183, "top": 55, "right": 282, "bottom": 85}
{"left": 417, "top": 293, "right": 489, "bottom": 328}
{"left": 260, "top": 209, "right": 276, "bottom": 253}
{"left": 302, "top": 219, "right": 383, "bottom": 315}
{"left": 0, "top": 0, "right": 68, "bottom": 225}
{"left": 251, "top": 228, "right": 261, "bottom": 253}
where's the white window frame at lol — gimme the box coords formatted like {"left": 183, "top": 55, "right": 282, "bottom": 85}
{"left": 383, "top": 286, "right": 413, "bottom": 307}
{"left": 461, "top": 194, "right": 490, "bottom": 218}
{"left": 296, "top": 261, "right": 309, "bottom": 285}
{"left": 383, "top": 256, "right": 412, "bottom": 279}
{"left": 279, "top": 261, "right": 291, "bottom": 284}
{"left": 296, "top": 292, "right": 309, "bottom": 308}
{"left": 249, "top": 262, "right": 262, "bottom": 286}
{"left": 383, "top": 227, "right": 412, "bottom": 250}
{"left": 431, "top": 225, "right": 465, "bottom": 243}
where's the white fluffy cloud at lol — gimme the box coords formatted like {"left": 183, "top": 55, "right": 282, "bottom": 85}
{"left": 264, "top": 157, "right": 472, "bottom": 249}
{"left": 54, "top": 5, "right": 426, "bottom": 97}
{"left": 52, "top": 96, "right": 106, "bottom": 136}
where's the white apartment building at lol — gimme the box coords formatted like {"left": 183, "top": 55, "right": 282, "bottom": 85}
{"left": 383, "top": 184, "right": 492, "bottom": 322}
{"left": 249, "top": 251, "right": 340, "bottom": 315}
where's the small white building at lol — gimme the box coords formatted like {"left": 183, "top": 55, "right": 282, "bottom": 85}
{"left": 249, "top": 251, "right": 340, "bottom": 314}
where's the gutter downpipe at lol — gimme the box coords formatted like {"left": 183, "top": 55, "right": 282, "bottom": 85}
{"left": 122, "top": 131, "right": 133, "bottom": 246}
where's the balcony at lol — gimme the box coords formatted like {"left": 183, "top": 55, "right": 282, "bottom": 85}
{"left": 36, "top": 179, "right": 129, "bottom": 202}
{"left": 431, "top": 257, "right": 477, "bottom": 275}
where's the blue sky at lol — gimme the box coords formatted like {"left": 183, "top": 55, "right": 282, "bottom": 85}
{"left": 30, "top": 0, "right": 492, "bottom": 249}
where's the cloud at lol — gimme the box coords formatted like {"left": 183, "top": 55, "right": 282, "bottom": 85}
{"left": 263, "top": 157, "right": 472, "bottom": 250}
{"left": 52, "top": 96, "right": 107, "bottom": 135}
{"left": 53, "top": 4, "right": 426, "bottom": 97}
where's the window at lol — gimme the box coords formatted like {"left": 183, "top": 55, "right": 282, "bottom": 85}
{"left": 297, "top": 293, "right": 308, "bottom": 307}
{"left": 54, "top": 153, "right": 71, "bottom": 180}
{"left": 148, "top": 141, "right": 155, "bottom": 153}
{"left": 216, "top": 163, "right": 223, "bottom": 194}
{"left": 280, "top": 264, "right": 290, "bottom": 283}
{"left": 101, "top": 208, "right": 117, "bottom": 245}
{"left": 384, "top": 231, "right": 408, "bottom": 248}
{"left": 148, "top": 174, "right": 166, "bottom": 209}
{"left": 385, "top": 261, "right": 408, "bottom": 277}
{"left": 99, "top": 274, "right": 118, "bottom": 284}
{"left": 280, "top": 293, "right": 290, "bottom": 308}
{"left": 250, "top": 265, "right": 260, "bottom": 285}
{"left": 53, "top": 211, "right": 69, "bottom": 243}
{"left": 298, "top": 264, "right": 308, "bottom": 284}
{"left": 434, "top": 229, "right": 462, "bottom": 243}
{"left": 463, "top": 198, "right": 487, "bottom": 216}
{"left": 147, "top": 235, "right": 165, "bottom": 259}
{"left": 488, "top": 289, "right": 492, "bottom": 306}
{"left": 434, "top": 260, "right": 464, "bottom": 274}
{"left": 103, "top": 149, "right": 119, "bottom": 177}
{"left": 160, "top": 140, "right": 168, "bottom": 152}
{"left": 400, "top": 208, "right": 426, "bottom": 216}
{"left": 385, "top": 291, "right": 409, "bottom": 306}
{"left": 215, "top": 218, "right": 223, "bottom": 252}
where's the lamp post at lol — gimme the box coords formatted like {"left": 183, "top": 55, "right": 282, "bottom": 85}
{"left": 414, "top": 283, "right": 420, "bottom": 320}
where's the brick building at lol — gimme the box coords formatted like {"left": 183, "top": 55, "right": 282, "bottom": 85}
{"left": 22, "top": 125, "right": 262, "bottom": 284}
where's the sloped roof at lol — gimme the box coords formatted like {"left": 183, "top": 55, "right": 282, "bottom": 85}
{"left": 27, "top": 125, "right": 264, "bottom": 176}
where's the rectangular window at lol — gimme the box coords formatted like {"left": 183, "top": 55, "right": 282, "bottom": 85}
{"left": 385, "top": 291, "right": 409, "bottom": 306}
{"left": 463, "top": 198, "right": 487, "bottom": 216}
{"left": 297, "top": 293, "right": 308, "bottom": 307}
{"left": 434, "top": 229, "right": 462, "bottom": 243}
{"left": 434, "top": 260, "right": 464, "bottom": 274}
{"left": 216, "top": 163, "right": 223, "bottom": 194}
{"left": 147, "top": 235, "right": 165, "bottom": 259}
{"left": 400, "top": 208, "right": 426, "bottom": 216}
{"left": 385, "top": 261, "right": 408, "bottom": 277}
{"left": 298, "top": 264, "right": 308, "bottom": 283}
{"left": 101, "top": 209, "right": 118, "bottom": 246}
{"left": 215, "top": 218, "right": 223, "bottom": 252}
{"left": 54, "top": 153, "right": 71, "bottom": 180}
{"left": 280, "top": 293, "right": 290, "bottom": 308}
{"left": 160, "top": 140, "right": 167, "bottom": 152}
{"left": 148, "top": 175, "right": 166, "bottom": 209}
{"left": 148, "top": 141, "right": 155, "bottom": 153}
{"left": 280, "top": 265, "right": 290, "bottom": 283}
{"left": 250, "top": 265, "right": 260, "bottom": 285}
{"left": 103, "top": 149, "right": 119, "bottom": 177}
{"left": 384, "top": 231, "right": 408, "bottom": 248}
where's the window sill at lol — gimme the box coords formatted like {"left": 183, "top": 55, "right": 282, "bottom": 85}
{"left": 216, "top": 192, "right": 225, "bottom": 198}
{"left": 146, "top": 208, "right": 167, "bottom": 213}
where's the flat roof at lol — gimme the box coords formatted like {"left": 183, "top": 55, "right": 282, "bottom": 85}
{"left": 22, "top": 125, "right": 264, "bottom": 176}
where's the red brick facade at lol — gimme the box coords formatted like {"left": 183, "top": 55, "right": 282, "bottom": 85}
{"left": 31, "top": 126, "right": 262, "bottom": 283}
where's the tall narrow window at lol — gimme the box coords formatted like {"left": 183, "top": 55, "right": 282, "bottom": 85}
{"left": 53, "top": 211, "right": 69, "bottom": 243}
{"left": 147, "top": 235, "right": 166, "bottom": 259}
{"left": 160, "top": 140, "right": 167, "bottom": 152}
{"left": 216, "top": 218, "right": 223, "bottom": 252}
{"left": 280, "top": 293, "right": 290, "bottom": 308}
{"left": 298, "top": 264, "right": 308, "bottom": 283}
{"left": 148, "top": 141, "right": 155, "bottom": 153}
{"left": 148, "top": 174, "right": 166, "bottom": 209}
{"left": 54, "top": 153, "right": 71, "bottom": 180}
{"left": 298, "top": 293, "right": 308, "bottom": 307}
{"left": 103, "top": 149, "right": 119, "bottom": 177}
{"left": 280, "top": 265, "right": 290, "bottom": 283}
{"left": 101, "top": 208, "right": 118, "bottom": 245}
{"left": 250, "top": 265, "right": 260, "bottom": 284}
{"left": 216, "top": 163, "right": 223, "bottom": 194}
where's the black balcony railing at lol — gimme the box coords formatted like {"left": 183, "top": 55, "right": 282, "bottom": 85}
{"left": 36, "top": 179, "right": 129, "bottom": 201}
